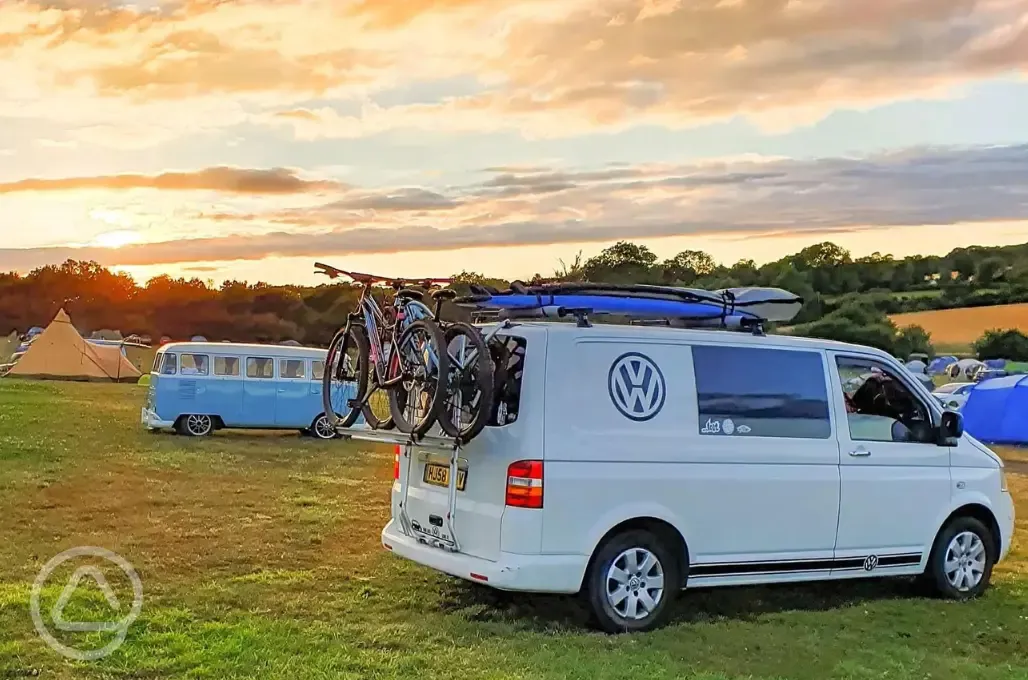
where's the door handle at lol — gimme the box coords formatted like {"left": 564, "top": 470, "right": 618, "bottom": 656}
{"left": 848, "top": 448, "right": 871, "bottom": 457}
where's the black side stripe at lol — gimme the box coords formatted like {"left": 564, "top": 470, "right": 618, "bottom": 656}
{"left": 690, "top": 553, "right": 922, "bottom": 578}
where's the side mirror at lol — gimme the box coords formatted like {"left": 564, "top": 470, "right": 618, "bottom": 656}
{"left": 940, "top": 411, "right": 964, "bottom": 441}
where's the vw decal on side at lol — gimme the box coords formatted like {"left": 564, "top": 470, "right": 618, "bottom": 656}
{"left": 863, "top": 555, "right": 879, "bottom": 572}
{"left": 608, "top": 352, "right": 666, "bottom": 421}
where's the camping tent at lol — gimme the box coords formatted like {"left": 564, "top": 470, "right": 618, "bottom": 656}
{"left": 984, "top": 359, "right": 1007, "bottom": 369}
{"left": 6, "top": 309, "right": 141, "bottom": 382}
{"left": 962, "top": 375, "right": 1028, "bottom": 445}
{"left": 949, "top": 358, "right": 986, "bottom": 380}
{"left": 928, "top": 356, "right": 957, "bottom": 375}
{"left": 905, "top": 359, "right": 928, "bottom": 374}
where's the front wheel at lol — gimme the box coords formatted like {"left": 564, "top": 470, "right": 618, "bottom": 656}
{"left": 389, "top": 320, "right": 449, "bottom": 436}
{"left": 323, "top": 324, "right": 368, "bottom": 429}
{"left": 177, "top": 414, "right": 214, "bottom": 437}
{"left": 923, "top": 516, "right": 996, "bottom": 599}
{"left": 585, "top": 529, "right": 680, "bottom": 633}
{"left": 436, "top": 323, "right": 495, "bottom": 442}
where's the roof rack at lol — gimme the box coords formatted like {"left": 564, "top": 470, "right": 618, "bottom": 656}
{"left": 457, "top": 283, "right": 801, "bottom": 332}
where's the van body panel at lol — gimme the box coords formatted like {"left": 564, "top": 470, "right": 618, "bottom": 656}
{"left": 392, "top": 327, "right": 546, "bottom": 563}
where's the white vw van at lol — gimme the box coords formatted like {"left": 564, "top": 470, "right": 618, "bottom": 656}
{"left": 380, "top": 322, "right": 1014, "bottom": 632}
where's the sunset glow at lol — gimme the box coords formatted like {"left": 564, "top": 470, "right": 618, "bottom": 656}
{"left": 1, "top": 0, "right": 1028, "bottom": 283}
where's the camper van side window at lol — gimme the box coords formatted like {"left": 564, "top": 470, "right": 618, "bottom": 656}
{"left": 180, "top": 354, "right": 209, "bottom": 376}
{"left": 311, "top": 360, "right": 325, "bottom": 381}
{"left": 280, "top": 359, "right": 305, "bottom": 379}
{"left": 160, "top": 353, "right": 177, "bottom": 375}
{"left": 246, "top": 357, "right": 274, "bottom": 379}
{"left": 693, "top": 345, "right": 831, "bottom": 439}
{"left": 214, "top": 356, "right": 240, "bottom": 376}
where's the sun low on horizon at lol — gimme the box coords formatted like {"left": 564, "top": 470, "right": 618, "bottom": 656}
{"left": 2, "top": 0, "right": 1028, "bottom": 286}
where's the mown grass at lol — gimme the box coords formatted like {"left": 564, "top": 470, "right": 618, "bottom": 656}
{"left": 1, "top": 379, "right": 1027, "bottom": 679}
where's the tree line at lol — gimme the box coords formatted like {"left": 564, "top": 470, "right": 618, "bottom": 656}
{"left": 2, "top": 240, "right": 1027, "bottom": 357}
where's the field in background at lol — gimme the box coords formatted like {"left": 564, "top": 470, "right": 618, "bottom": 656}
{"left": 1, "top": 380, "right": 1027, "bottom": 679}
{"left": 890, "top": 303, "right": 1028, "bottom": 347}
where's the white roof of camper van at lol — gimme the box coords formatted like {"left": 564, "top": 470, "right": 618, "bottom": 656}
{"left": 158, "top": 341, "right": 327, "bottom": 358}
{"left": 481, "top": 320, "right": 896, "bottom": 361}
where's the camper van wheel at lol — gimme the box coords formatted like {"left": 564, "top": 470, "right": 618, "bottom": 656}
{"left": 178, "top": 414, "right": 214, "bottom": 437}
{"left": 585, "top": 529, "right": 679, "bottom": 634}
{"left": 311, "top": 414, "right": 338, "bottom": 440}
{"left": 923, "top": 516, "right": 996, "bottom": 600}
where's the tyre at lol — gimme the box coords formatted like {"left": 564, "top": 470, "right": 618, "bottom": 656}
{"left": 177, "top": 414, "right": 214, "bottom": 437}
{"left": 389, "top": 319, "right": 450, "bottom": 436}
{"left": 436, "top": 323, "right": 495, "bottom": 442}
{"left": 585, "top": 529, "right": 680, "bottom": 633}
{"left": 923, "top": 516, "right": 996, "bottom": 599}
{"left": 323, "top": 324, "right": 368, "bottom": 429}
{"left": 310, "top": 413, "right": 338, "bottom": 440}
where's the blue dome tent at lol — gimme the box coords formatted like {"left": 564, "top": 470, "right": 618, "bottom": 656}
{"left": 928, "top": 356, "right": 957, "bottom": 375}
{"left": 984, "top": 359, "right": 1007, "bottom": 370}
{"left": 962, "top": 375, "right": 1028, "bottom": 445}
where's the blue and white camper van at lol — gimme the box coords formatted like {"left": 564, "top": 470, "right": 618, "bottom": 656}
{"left": 141, "top": 342, "right": 360, "bottom": 438}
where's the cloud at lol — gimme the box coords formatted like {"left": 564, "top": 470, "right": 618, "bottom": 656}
{"left": 5, "top": 0, "right": 1028, "bottom": 146}
{"left": 4, "top": 143, "right": 1028, "bottom": 271}
{"left": 0, "top": 167, "right": 341, "bottom": 195}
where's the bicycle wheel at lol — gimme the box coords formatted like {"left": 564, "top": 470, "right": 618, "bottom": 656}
{"left": 436, "top": 323, "right": 494, "bottom": 442}
{"left": 323, "top": 324, "right": 367, "bottom": 429}
{"left": 361, "top": 377, "right": 395, "bottom": 430}
{"left": 388, "top": 319, "right": 449, "bottom": 436}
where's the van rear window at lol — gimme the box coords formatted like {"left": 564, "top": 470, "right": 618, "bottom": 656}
{"left": 692, "top": 345, "right": 831, "bottom": 439}
{"left": 489, "top": 335, "right": 527, "bottom": 426}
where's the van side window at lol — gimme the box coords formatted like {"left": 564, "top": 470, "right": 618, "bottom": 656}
{"left": 160, "top": 353, "right": 177, "bottom": 375}
{"left": 180, "top": 354, "right": 209, "bottom": 376}
{"left": 280, "top": 359, "right": 305, "bottom": 379}
{"left": 246, "top": 357, "right": 274, "bottom": 379}
{"left": 312, "top": 360, "right": 325, "bottom": 381}
{"left": 214, "top": 356, "right": 240, "bottom": 376}
{"left": 835, "top": 357, "right": 935, "bottom": 444}
{"left": 693, "top": 345, "right": 831, "bottom": 439}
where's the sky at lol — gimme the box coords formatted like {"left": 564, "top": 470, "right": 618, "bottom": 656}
{"left": 1, "top": 0, "right": 1028, "bottom": 286}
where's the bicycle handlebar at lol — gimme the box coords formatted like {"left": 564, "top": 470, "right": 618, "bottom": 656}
{"left": 314, "top": 262, "right": 452, "bottom": 288}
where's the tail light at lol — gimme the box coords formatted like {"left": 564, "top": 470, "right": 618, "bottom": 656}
{"left": 393, "top": 445, "right": 401, "bottom": 480}
{"left": 506, "top": 460, "right": 543, "bottom": 508}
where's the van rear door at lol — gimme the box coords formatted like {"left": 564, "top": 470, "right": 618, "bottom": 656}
{"left": 393, "top": 329, "right": 542, "bottom": 562}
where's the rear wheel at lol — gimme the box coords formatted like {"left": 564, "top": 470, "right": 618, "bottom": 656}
{"left": 585, "top": 529, "right": 680, "bottom": 633}
{"left": 436, "top": 323, "right": 494, "bottom": 442}
{"left": 389, "top": 320, "right": 449, "bottom": 436}
{"left": 323, "top": 324, "right": 367, "bottom": 429}
{"left": 310, "top": 413, "right": 337, "bottom": 440}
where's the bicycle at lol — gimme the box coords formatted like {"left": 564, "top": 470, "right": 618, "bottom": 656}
{"left": 315, "top": 262, "right": 452, "bottom": 436}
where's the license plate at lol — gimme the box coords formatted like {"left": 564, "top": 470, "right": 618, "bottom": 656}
{"left": 423, "top": 463, "right": 466, "bottom": 491}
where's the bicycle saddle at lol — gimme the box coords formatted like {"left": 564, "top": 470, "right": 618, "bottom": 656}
{"left": 430, "top": 289, "right": 457, "bottom": 301}
{"left": 396, "top": 288, "right": 424, "bottom": 301}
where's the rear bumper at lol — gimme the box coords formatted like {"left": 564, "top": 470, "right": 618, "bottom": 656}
{"left": 141, "top": 407, "right": 174, "bottom": 429}
{"left": 381, "top": 519, "right": 588, "bottom": 593}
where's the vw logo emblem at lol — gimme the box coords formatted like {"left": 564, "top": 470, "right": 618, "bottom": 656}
{"left": 863, "top": 555, "right": 879, "bottom": 572}
{"left": 608, "top": 352, "right": 666, "bottom": 421}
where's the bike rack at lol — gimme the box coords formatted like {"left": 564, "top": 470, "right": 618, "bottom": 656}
{"left": 335, "top": 425, "right": 464, "bottom": 553}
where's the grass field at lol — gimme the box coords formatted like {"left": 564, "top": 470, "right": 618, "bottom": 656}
{"left": 890, "top": 303, "right": 1028, "bottom": 346}
{"left": 1, "top": 380, "right": 1028, "bottom": 679}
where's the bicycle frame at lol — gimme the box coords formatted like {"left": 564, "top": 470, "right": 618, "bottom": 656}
{"left": 354, "top": 283, "right": 441, "bottom": 389}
